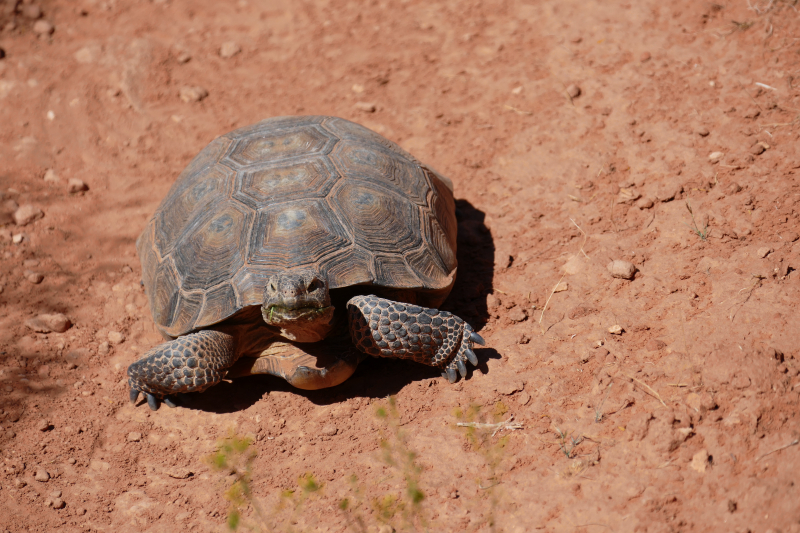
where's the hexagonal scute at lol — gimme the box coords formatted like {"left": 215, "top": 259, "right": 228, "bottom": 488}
{"left": 195, "top": 282, "right": 239, "bottom": 328}
{"left": 169, "top": 290, "right": 204, "bottom": 337}
{"left": 247, "top": 199, "right": 351, "bottom": 270}
{"left": 154, "top": 166, "right": 235, "bottom": 256}
{"left": 226, "top": 125, "right": 337, "bottom": 167}
{"left": 320, "top": 245, "right": 375, "bottom": 289}
{"left": 172, "top": 200, "right": 254, "bottom": 292}
{"left": 233, "top": 156, "right": 340, "bottom": 208}
{"left": 321, "top": 116, "right": 414, "bottom": 160}
{"left": 332, "top": 181, "right": 421, "bottom": 254}
{"left": 330, "top": 142, "right": 430, "bottom": 206}
{"left": 150, "top": 258, "right": 181, "bottom": 331}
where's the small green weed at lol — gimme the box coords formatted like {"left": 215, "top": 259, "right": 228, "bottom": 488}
{"left": 554, "top": 427, "right": 583, "bottom": 459}
{"left": 454, "top": 402, "right": 516, "bottom": 533}
{"left": 684, "top": 202, "right": 709, "bottom": 241}
{"left": 338, "top": 396, "right": 428, "bottom": 532}
{"left": 206, "top": 432, "right": 322, "bottom": 532}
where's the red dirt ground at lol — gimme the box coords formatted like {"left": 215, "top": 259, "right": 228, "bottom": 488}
{"left": 1, "top": 0, "right": 800, "bottom": 531}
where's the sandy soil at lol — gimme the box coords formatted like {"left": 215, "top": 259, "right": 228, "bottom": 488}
{"left": 1, "top": 0, "right": 800, "bottom": 531}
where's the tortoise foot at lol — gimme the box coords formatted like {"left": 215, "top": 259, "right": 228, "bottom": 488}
{"left": 347, "top": 295, "right": 485, "bottom": 382}
{"left": 127, "top": 330, "right": 236, "bottom": 409}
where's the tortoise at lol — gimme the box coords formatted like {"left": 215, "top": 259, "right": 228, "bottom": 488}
{"left": 128, "top": 115, "right": 484, "bottom": 410}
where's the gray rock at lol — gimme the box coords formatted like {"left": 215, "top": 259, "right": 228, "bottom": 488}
{"left": 13, "top": 205, "right": 44, "bottom": 226}
{"left": 607, "top": 260, "right": 636, "bottom": 280}
{"left": 67, "top": 178, "right": 88, "bottom": 193}
{"left": 25, "top": 313, "right": 72, "bottom": 333}
{"left": 34, "top": 468, "right": 50, "bottom": 482}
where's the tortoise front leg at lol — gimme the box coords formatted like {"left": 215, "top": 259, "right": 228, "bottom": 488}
{"left": 127, "top": 329, "right": 236, "bottom": 410}
{"left": 346, "top": 295, "right": 484, "bottom": 382}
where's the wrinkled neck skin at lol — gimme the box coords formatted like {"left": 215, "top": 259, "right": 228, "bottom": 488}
{"left": 261, "top": 269, "right": 335, "bottom": 343}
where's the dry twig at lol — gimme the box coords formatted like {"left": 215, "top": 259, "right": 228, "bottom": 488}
{"left": 456, "top": 415, "right": 524, "bottom": 437}
{"left": 622, "top": 372, "right": 667, "bottom": 407}
{"left": 757, "top": 439, "right": 799, "bottom": 461}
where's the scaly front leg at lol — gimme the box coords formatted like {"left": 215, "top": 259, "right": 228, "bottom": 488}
{"left": 127, "top": 329, "right": 236, "bottom": 410}
{"left": 346, "top": 295, "right": 484, "bottom": 382}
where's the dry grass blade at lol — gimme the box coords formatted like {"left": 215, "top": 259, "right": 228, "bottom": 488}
{"left": 622, "top": 372, "right": 667, "bottom": 407}
{"left": 570, "top": 218, "right": 590, "bottom": 258}
{"left": 456, "top": 415, "right": 524, "bottom": 437}
{"left": 539, "top": 271, "right": 567, "bottom": 334}
{"left": 503, "top": 104, "right": 533, "bottom": 115}
{"left": 757, "top": 439, "right": 799, "bottom": 461}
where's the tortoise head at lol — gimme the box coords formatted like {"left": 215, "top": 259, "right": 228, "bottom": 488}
{"left": 261, "top": 268, "right": 335, "bottom": 343}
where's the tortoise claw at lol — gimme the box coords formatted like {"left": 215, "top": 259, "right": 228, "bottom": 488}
{"left": 456, "top": 359, "right": 468, "bottom": 377}
{"left": 163, "top": 396, "right": 179, "bottom": 409}
{"left": 465, "top": 348, "right": 478, "bottom": 366}
{"left": 445, "top": 367, "right": 458, "bottom": 383}
{"left": 146, "top": 393, "right": 161, "bottom": 411}
{"left": 468, "top": 331, "right": 485, "bottom": 346}
{"left": 129, "top": 389, "right": 140, "bottom": 405}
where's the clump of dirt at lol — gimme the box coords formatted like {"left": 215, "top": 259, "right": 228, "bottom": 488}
{"left": 1, "top": 0, "right": 799, "bottom": 531}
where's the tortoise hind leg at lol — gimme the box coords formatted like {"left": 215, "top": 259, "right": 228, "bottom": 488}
{"left": 346, "top": 295, "right": 485, "bottom": 383}
{"left": 127, "top": 329, "right": 236, "bottom": 410}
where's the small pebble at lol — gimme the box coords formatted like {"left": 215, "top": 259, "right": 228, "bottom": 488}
{"left": 645, "top": 339, "right": 666, "bottom": 351}
{"left": 37, "top": 420, "right": 52, "bottom": 432}
{"left": 751, "top": 143, "right": 767, "bottom": 155}
{"left": 354, "top": 102, "right": 376, "bottom": 113}
{"left": 708, "top": 151, "right": 724, "bottom": 163}
{"left": 50, "top": 490, "right": 62, "bottom": 498}
{"left": 219, "top": 41, "right": 241, "bottom": 58}
{"left": 640, "top": 51, "right": 651, "bottom": 62}
{"left": 97, "top": 341, "right": 110, "bottom": 355}
{"left": 553, "top": 281, "right": 568, "bottom": 293}
{"left": 25, "top": 270, "right": 44, "bottom": 284}
{"left": 49, "top": 497, "right": 65, "bottom": 509}
{"left": 566, "top": 84, "right": 581, "bottom": 98}
{"left": 67, "top": 178, "right": 88, "bottom": 193}
{"left": 727, "top": 182, "right": 742, "bottom": 195}
{"left": 176, "top": 51, "right": 192, "bottom": 64}
{"left": 22, "top": 4, "right": 42, "bottom": 19}
{"left": 636, "top": 197, "right": 654, "bottom": 209}
{"left": 697, "top": 127, "right": 710, "bottom": 137}
{"left": 757, "top": 247, "right": 772, "bottom": 258}
{"left": 32, "top": 20, "right": 54, "bottom": 35}
{"left": 320, "top": 424, "right": 338, "bottom": 436}
{"left": 607, "top": 260, "right": 636, "bottom": 280}
{"left": 67, "top": 458, "right": 76, "bottom": 465}
{"left": 25, "top": 313, "right": 72, "bottom": 333}
{"left": 127, "top": 432, "right": 142, "bottom": 442}
{"left": 12, "top": 233, "right": 25, "bottom": 244}
{"left": 690, "top": 449, "right": 710, "bottom": 473}
{"left": 179, "top": 86, "right": 208, "bottom": 103}
{"left": 608, "top": 324, "right": 624, "bottom": 335}
{"left": 13, "top": 205, "right": 44, "bottom": 226}
{"left": 34, "top": 468, "right": 50, "bottom": 482}
{"left": 43, "top": 169, "right": 59, "bottom": 183}
{"left": 108, "top": 331, "right": 125, "bottom": 345}
{"left": 14, "top": 478, "right": 26, "bottom": 488}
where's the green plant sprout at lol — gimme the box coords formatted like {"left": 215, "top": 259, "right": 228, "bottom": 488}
{"left": 685, "top": 202, "right": 710, "bottom": 241}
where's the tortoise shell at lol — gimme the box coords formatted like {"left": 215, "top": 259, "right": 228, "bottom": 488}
{"left": 137, "top": 116, "right": 458, "bottom": 338}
